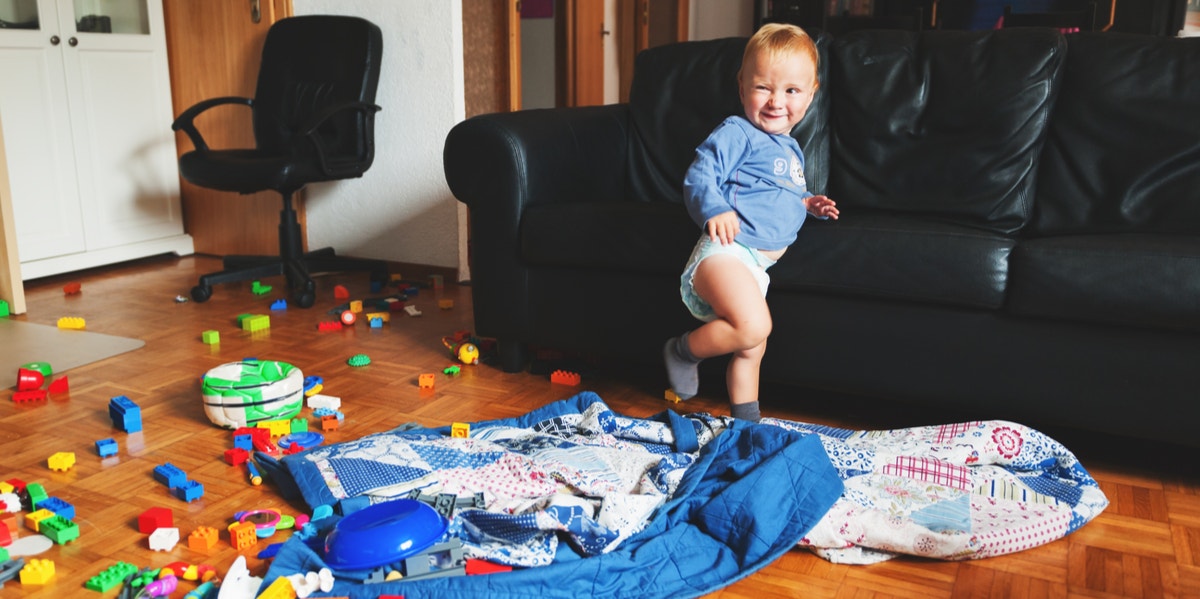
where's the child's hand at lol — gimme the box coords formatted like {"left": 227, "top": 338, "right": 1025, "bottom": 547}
{"left": 805, "top": 195, "right": 839, "bottom": 220}
{"left": 706, "top": 211, "right": 740, "bottom": 245}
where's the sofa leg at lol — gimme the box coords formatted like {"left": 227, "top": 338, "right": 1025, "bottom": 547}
{"left": 497, "top": 339, "right": 529, "bottom": 373}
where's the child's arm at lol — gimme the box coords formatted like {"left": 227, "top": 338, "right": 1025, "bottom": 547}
{"left": 705, "top": 211, "right": 741, "bottom": 245}
{"left": 804, "top": 195, "right": 839, "bottom": 220}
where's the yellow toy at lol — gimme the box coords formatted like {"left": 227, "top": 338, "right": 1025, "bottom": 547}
{"left": 442, "top": 336, "right": 479, "bottom": 365}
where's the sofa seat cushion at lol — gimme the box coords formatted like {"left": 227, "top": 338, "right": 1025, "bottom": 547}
{"left": 772, "top": 212, "right": 1014, "bottom": 309}
{"left": 521, "top": 201, "right": 698, "bottom": 275}
{"left": 1008, "top": 234, "right": 1200, "bottom": 333}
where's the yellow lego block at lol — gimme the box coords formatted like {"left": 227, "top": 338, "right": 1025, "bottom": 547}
{"left": 256, "top": 576, "right": 298, "bottom": 599}
{"left": 438, "top": 299, "right": 454, "bottom": 310}
{"left": 349, "top": 300, "right": 363, "bottom": 313}
{"left": 56, "top": 316, "right": 86, "bottom": 330}
{"left": 256, "top": 419, "right": 291, "bottom": 438}
{"left": 25, "top": 509, "right": 54, "bottom": 532}
{"left": 451, "top": 422, "right": 470, "bottom": 438}
{"left": 47, "top": 451, "right": 76, "bottom": 471}
{"left": 241, "top": 314, "right": 270, "bottom": 332}
{"left": 0, "top": 481, "right": 12, "bottom": 494}
{"left": 664, "top": 389, "right": 683, "bottom": 404}
{"left": 364, "top": 311, "right": 390, "bottom": 323}
{"left": 19, "top": 558, "right": 55, "bottom": 584}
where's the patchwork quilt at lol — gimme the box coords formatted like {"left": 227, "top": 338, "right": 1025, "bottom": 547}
{"left": 265, "top": 392, "right": 1106, "bottom": 598}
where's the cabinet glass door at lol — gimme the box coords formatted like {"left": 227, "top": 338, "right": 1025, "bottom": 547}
{"left": 0, "top": 0, "right": 40, "bottom": 29}
{"left": 72, "top": 0, "right": 147, "bottom": 34}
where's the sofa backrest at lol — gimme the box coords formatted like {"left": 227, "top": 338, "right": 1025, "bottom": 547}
{"left": 1031, "top": 33, "right": 1200, "bottom": 236}
{"left": 626, "top": 34, "right": 831, "bottom": 205}
{"left": 827, "top": 29, "right": 1065, "bottom": 234}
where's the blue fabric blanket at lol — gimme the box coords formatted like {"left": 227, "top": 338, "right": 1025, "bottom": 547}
{"left": 266, "top": 392, "right": 844, "bottom": 598}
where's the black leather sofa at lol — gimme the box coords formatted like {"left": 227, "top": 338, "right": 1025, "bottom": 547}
{"left": 444, "top": 29, "right": 1200, "bottom": 447}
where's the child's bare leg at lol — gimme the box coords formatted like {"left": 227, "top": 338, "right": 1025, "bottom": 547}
{"left": 666, "top": 256, "right": 771, "bottom": 414}
{"left": 726, "top": 340, "right": 766, "bottom": 422}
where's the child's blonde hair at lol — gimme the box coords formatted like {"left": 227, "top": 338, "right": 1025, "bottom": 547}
{"left": 739, "top": 23, "right": 820, "bottom": 90}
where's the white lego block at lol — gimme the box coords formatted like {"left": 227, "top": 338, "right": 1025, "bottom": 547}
{"left": 149, "top": 527, "right": 180, "bottom": 551}
{"left": 306, "top": 394, "right": 342, "bottom": 411}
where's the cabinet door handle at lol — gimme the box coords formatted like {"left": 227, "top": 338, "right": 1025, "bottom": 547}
{"left": 250, "top": 0, "right": 261, "bottom": 24}
{"left": 50, "top": 35, "right": 60, "bottom": 45}
{"left": 68, "top": 37, "right": 78, "bottom": 47}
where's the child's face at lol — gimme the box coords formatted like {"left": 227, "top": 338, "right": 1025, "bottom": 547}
{"left": 739, "top": 51, "right": 817, "bottom": 136}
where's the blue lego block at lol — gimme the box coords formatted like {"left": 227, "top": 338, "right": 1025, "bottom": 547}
{"left": 270, "top": 299, "right": 287, "bottom": 310}
{"left": 233, "top": 433, "right": 253, "bottom": 451}
{"left": 35, "top": 496, "right": 75, "bottom": 520}
{"left": 108, "top": 395, "right": 142, "bottom": 433}
{"left": 369, "top": 317, "right": 383, "bottom": 328}
{"left": 153, "top": 463, "right": 187, "bottom": 489}
{"left": 95, "top": 438, "right": 118, "bottom": 457}
{"left": 172, "top": 480, "right": 204, "bottom": 503}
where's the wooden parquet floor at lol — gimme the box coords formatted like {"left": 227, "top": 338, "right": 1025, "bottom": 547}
{"left": 2, "top": 254, "right": 1198, "bottom": 598}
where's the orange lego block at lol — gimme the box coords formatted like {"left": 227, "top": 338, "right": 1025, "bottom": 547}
{"left": 188, "top": 526, "right": 219, "bottom": 551}
{"left": 228, "top": 521, "right": 257, "bottom": 551}
{"left": 418, "top": 373, "right": 435, "bottom": 389}
{"left": 321, "top": 415, "right": 339, "bottom": 432}
{"left": 550, "top": 370, "right": 581, "bottom": 386}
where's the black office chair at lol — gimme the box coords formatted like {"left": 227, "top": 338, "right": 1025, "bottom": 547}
{"left": 172, "top": 15, "right": 388, "bottom": 308}
{"left": 1001, "top": 3, "right": 1097, "bottom": 32}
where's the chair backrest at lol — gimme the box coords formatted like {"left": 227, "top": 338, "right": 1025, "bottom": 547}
{"left": 1002, "top": 3, "right": 1096, "bottom": 32}
{"left": 253, "top": 15, "right": 383, "bottom": 175}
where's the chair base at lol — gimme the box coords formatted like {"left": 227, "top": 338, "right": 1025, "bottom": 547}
{"left": 191, "top": 247, "right": 388, "bottom": 308}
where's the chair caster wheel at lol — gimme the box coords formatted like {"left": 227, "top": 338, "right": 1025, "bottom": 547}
{"left": 191, "top": 285, "right": 212, "bottom": 303}
{"left": 293, "top": 289, "right": 316, "bottom": 308}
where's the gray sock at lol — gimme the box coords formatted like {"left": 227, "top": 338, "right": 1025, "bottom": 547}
{"left": 663, "top": 332, "right": 701, "bottom": 400}
{"left": 730, "top": 401, "right": 761, "bottom": 422}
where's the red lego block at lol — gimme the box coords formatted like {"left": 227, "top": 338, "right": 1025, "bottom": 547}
{"left": 62, "top": 282, "right": 82, "bottom": 295}
{"left": 137, "top": 507, "right": 173, "bottom": 534}
{"left": 465, "top": 558, "right": 513, "bottom": 575}
{"left": 12, "top": 389, "right": 47, "bottom": 403}
{"left": 223, "top": 447, "right": 250, "bottom": 466}
{"left": 316, "top": 321, "right": 343, "bottom": 331}
{"left": 333, "top": 285, "right": 350, "bottom": 300}
{"left": 47, "top": 376, "right": 69, "bottom": 394}
{"left": 550, "top": 370, "right": 581, "bottom": 386}
{"left": 16, "top": 368, "right": 44, "bottom": 391}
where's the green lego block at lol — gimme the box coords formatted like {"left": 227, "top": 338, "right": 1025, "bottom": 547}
{"left": 85, "top": 561, "right": 138, "bottom": 592}
{"left": 201, "top": 330, "right": 220, "bottom": 344}
{"left": 40, "top": 516, "right": 79, "bottom": 544}
{"left": 25, "top": 482, "right": 48, "bottom": 509}
{"left": 290, "top": 417, "right": 308, "bottom": 433}
{"left": 0, "top": 299, "right": 8, "bottom": 317}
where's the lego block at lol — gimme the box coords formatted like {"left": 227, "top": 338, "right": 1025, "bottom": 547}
{"left": 349, "top": 300, "right": 363, "bottom": 313}
{"left": 241, "top": 314, "right": 270, "bottom": 332}
{"left": 418, "top": 373, "right": 436, "bottom": 389}
{"left": 108, "top": 395, "right": 142, "bottom": 432}
{"left": 154, "top": 463, "right": 187, "bottom": 488}
{"left": 404, "top": 305, "right": 423, "bottom": 317}
{"left": 307, "top": 394, "right": 341, "bottom": 411}
{"left": 256, "top": 575, "right": 297, "bottom": 599}
{"left": 46, "top": 375, "right": 68, "bottom": 395}
{"left": 316, "top": 321, "right": 343, "bottom": 331}
{"left": 233, "top": 432, "right": 253, "bottom": 450}
{"left": 24, "top": 509, "right": 53, "bottom": 532}
{"left": 11, "top": 389, "right": 47, "bottom": 403}
{"left": 224, "top": 447, "right": 250, "bottom": 466}
{"left": 94, "top": 438, "right": 117, "bottom": 458}
{"left": 0, "top": 524, "right": 10, "bottom": 547}
{"left": 270, "top": 299, "right": 287, "bottom": 310}
{"left": 56, "top": 316, "right": 86, "bottom": 329}
{"left": 47, "top": 451, "right": 75, "bottom": 472}
{"left": 0, "top": 299, "right": 7, "bottom": 317}
{"left": 40, "top": 516, "right": 78, "bottom": 544}
{"left": 438, "top": 298, "right": 454, "bottom": 310}
{"left": 228, "top": 521, "right": 257, "bottom": 550}
{"left": 465, "top": 558, "right": 513, "bottom": 575}
{"left": 62, "top": 282, "right": 82, "bottom": 295}
{"left": 149, "top": 527, "right": 180, "bottom": 551}
{"left": 320, "top": 415, "right": 339, "bottom": 432}
{"left": 85, "top": 562, "right": 138, "bottom": 592}
{"left": 289, "top": 417, "right": 308, "bottom": 433}
{"left": 173, "top": 480, "right": 204, "bottom": 503}
{"left": 19, "top": 558, "right": 54, "bottom": 585}
{"left": 16, "top": 368, "right": 43, "bottom": 391}
{"left": 137, "top": 506, "right": 172, "bottom": 534}
{"left": 550, "top": 370, "right": 581, "bottom": 386}
{"left": 364, "top": 311, "right": 390, "bottom": 323}
{"left": 188, "top": 525, "right": 219, "bottom": 551}
{"left": 0, "top": 481, "right": 11, "bottom": 494}
{"left": 333, "top": 284, "right": 350, "bottom": 299}
{"left": 429, "top": 273, "right": 444, "bottom": 289}
{"left": 23, "top": 483, "right": 46, "bottom": 510}
{"left": 451, "top": 422, "right": 470, "bottom": 438}
{"left": 251, "top": 280, "right": 272, "bottom": 295}
{"left": 35, "top": 497, "right": 74, "bottom": 520}
{"left": 369, "top": 317, "right": 383, "bottom": 328}
{"left": 664, "top": 389, "right": 683, "bottom": 404}
{"left": 201, "top": 330, "right": 220, "bottom": 344}
{"left": 257, "top": 419, "right": 291, "bottom": 438}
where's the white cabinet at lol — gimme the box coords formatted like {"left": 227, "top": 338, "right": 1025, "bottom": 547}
{"left": 0, "top": 0, "right": 191, "bottom": 279}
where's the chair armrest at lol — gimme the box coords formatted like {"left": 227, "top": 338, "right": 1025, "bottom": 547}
{"left": 295, "top": 101, "right": 383, "bottom": 177}
{"left": 171, "top": 97, "right": 253, "bottom": 152}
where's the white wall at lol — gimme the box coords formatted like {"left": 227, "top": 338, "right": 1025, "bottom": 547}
{"left": 689, "top": 0, "right": 755, "bottom": 40}
{"left": 292, "top": 0, "right": 467, "bottom": 275}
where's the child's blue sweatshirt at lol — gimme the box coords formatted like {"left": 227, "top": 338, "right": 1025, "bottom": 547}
{"left": 682, "top": 116, "right": 814, "bottom": 251}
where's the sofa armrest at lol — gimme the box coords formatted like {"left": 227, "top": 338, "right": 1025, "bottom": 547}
{"left": 443, "top": 105, "right": 630, "bottom": 369}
